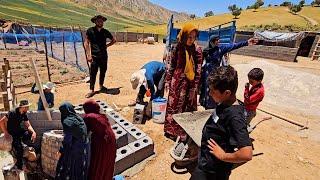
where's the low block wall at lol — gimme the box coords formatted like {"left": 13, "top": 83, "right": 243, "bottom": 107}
{"left": 231, "top": 45, "right": 298, "bottom": 62}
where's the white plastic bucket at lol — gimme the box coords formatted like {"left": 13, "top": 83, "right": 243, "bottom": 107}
{"left": 152, "top": 98, "right": 167, "bottom": 124}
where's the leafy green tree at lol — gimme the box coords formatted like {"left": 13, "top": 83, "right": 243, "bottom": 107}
{"left": 204, "top": 11, "right": 214, "bottom": 17}
{"left": 289, "top": 4, "right": 302, "bottom": 14}
{"left": 299, "top": 0, "right": 305, "bottom": 7}
{"left": 228, "top": 4, "right": 242, "bottom": 19}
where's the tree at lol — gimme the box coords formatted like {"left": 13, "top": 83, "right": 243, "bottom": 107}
{"left": 204, "top": 11, "right": 214, "bottom": 17}
{"left": 299, "top": 0, "right": 305, "bottom": 7}
{"left": 280, "top": 1, "right": 291, "bottom": 6}
{"left": 290, "top": 4, "right": 302, "bottom": 14}
{"left": 190, "top": 14, "right": 196, "bottom": 19}
{"left": 268, "top": 4, "right": 272, "bottom": 7}
{"left": 257, "top": 0, "right": 264, "bottom": 7}
{"left": 253, "top": 2, "right": 260, "bottom": 11}
{"left": 313, "top": 0, "right": 320, "bottom": 6}
{"left": 228, "top": 4, "right": 242, "bottom": 19}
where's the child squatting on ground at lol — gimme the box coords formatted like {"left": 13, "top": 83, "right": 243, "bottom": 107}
{"left": 191, "top": 66, "right": 252, "bottom": 180}
{"left": 244, "top": 68, "right": 265, "bottom": 126}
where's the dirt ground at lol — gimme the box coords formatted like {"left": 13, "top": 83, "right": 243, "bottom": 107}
{"left": 4, "top": 43, "right": 320, "bottom": 179}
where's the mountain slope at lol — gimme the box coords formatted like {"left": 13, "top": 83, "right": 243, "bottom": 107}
{"left": 0, "top": 0, "right": 189, "bottom": 30}
{"left": 128, "top": 6, "right": 320, "bottom": 35}
{"left": 70, "top": 0, "right": 190, "bottom": 24}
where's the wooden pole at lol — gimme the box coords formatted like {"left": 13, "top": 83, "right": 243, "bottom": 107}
{"left": 30, "top": 58, "right": 52, "bottom": 121}
{"left": 1, "top": 28, "right": 7, "bottom": 49}
{"left": 62, "top": 31, "right": 65, "bottom": 62}
{"left": 70, "top": 26, "right": 79, "bottom": 68}
{"left": 79, "top": 26, "right": 90, "bottom": 73}
{"left": 49, "top": 27, "right": 53, "bottom": 57}
{"left": 43, "top": 39, "right": 51, "bottom": 82}
{"left": 31, "top": 25, "right": 38, "bottom": 50}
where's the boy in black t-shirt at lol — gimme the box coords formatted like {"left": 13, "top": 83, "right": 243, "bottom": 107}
{"left": 191, "top": 66, "right": 252, "bottom": 180}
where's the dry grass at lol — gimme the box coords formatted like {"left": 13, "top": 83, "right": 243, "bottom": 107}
{"left": 128, "top": 6, "right": 319, "bottom": 35}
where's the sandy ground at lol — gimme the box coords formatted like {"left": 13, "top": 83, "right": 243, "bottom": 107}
{"left": 1, "top": 43, "right": 319, "bottom": 179}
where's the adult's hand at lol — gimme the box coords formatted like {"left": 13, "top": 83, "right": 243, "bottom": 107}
{"left": 31, "top": 132, "right": 37, "bottom": 143}
{"left": 248, "top": 38, "right": 258, "bottom": 45}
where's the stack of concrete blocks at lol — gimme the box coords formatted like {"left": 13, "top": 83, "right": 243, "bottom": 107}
{"left": 99, "top": 100, "right": 155, "bottom": 175}
{"left": 232, "top": 45, "right": 299, "bottom": 62}
{"left": 133, "top": 103, "right": 145, "bottom": 124}
{"left": 41, "top": 130, "right": 63, "bottom": 177}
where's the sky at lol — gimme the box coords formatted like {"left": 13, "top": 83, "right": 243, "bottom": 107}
{"left": 149, "top": 0, "right": 314, "bottom": 16}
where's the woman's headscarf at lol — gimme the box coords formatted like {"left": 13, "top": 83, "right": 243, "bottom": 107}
{"left": 177, "top": 24, "right": 199, "bottom": 80}
{"left": 59, "top": 102, "right": 87, "bottom": 140}
{"left": 83, "top": 100, "right": 100, "bottom": 114}
{"left": 177, "top": 23, "right": 199, "bottom": 45}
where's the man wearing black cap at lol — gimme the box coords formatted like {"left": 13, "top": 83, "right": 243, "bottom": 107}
{"left": 0, "top": 100, "right": 36, "bottom": 170}
{"left": 84, "top": 15, "right": 117, "bottom": 98}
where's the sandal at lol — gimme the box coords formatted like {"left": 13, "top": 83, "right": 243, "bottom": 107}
{"left": 85, "top": 91, "right": 95, "bottom": 98}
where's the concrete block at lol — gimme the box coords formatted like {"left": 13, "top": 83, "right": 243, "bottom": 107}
{"left": 36, "top": 111, "right": 50, "bottom": 121}
{"left": 27, "top": 110, "right": 38, "bottom": 121}
{"left": 128, "top": 136, "right": 154, "bottom": 164}
{"left": 112, "top": 124, "right": 128, "bottom": 148}
{"left": 50, "top": 109, "right": 61, "bottom": 121}
{"left": 114, "top": 145, "right": 135, "bottom": 174}
{"left": 116, "top": 118, "right": 134, "bottom": 130}
{"left": 133, "top": 104, "right": 145, "bottom": 124}
{"left": 127, "top": 126, "right": 146, "bottom": 142}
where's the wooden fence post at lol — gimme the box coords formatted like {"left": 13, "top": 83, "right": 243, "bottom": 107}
{"left": 31, "top": 25, "right": 38, "bottom": 50}
{"left": 43, "top": 39, "right": 51, "bottom": 82}
{"left": 49, "top": 27, "right": 53, "bottom": 57}
{"left": 70, "top": 26, "right": 80, "bottom": 69}
{"left": 1, "top": 28, "right": 7, "bottom": 49}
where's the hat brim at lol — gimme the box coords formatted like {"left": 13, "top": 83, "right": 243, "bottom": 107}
{"left": 91, "top": 16, "right": 107, "bottom": 23}
{"left": 18, "top": 103, "right": 32, "bottom": 108}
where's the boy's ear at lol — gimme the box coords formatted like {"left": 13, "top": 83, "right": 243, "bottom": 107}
{"left": 224, "top": 90, "right": 232, "bottom": 96}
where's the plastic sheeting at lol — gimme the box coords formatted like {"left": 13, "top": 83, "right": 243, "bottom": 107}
{"left": 254, "top": 30, "right": 305, "bottom": 41}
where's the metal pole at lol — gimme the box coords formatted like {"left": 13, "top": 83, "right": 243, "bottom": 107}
{"left": 43, "top": 39, "right": 51, "bottom": 82}
{"left": 62, "top": 30, "right": 66, "bottom": 62}
{"left": 49, "top": 27, "right": 53, "bottom": 57}
{"left": 79, "top": 26, "right": 90, "bottom": 73}
{"left": 31, "top": 25, "right": 38, "bottom": 50}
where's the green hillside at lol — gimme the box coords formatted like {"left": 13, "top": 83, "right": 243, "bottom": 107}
{"left": 0, "top": 0, "right": 155, "bottom": 31}
{"left": 128, "top": 6, "right": 320, "bottom": 35}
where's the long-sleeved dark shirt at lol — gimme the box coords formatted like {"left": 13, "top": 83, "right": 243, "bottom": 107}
{"left": 31, "top": 84, "right": 54, "bottom": 110}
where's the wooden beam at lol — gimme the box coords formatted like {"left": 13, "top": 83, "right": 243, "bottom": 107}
{"left": 30, "top": 58, "right": 52, "bottom": 121}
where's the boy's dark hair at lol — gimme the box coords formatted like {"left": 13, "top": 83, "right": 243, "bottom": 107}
{"left": 248, "top": 68, "right": 264, "bottom": 81}
{"left": 208, "top": 66, "right": 238, "bottom": 94}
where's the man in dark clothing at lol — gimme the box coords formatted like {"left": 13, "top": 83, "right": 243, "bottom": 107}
{"left": 191, "top": 66, "right": 252, "bottom": 180}
{"left": 129, "top": 61, "right": 166, "bottom": 106}
{"left": 84, "top": 15, "right": 116, "bottom": 98}
{"left": 0, "top": 100, "right": 37, "bottom": 170}
{"left": 31, "top": 82, "right": 55, "bottom": 110}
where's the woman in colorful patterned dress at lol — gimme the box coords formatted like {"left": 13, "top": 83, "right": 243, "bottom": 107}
{"left": 164, "top": 23, "right": 203, "bottom": 141}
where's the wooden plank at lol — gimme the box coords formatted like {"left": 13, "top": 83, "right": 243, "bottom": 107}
{"left": 2, "top": 92, "right": 9, "bottom": 111}
{"left": 30, "top": 58, "right": 52, "bottom": 121}
{"left": 0, "top": 80, "right": 6, "bottom": 91}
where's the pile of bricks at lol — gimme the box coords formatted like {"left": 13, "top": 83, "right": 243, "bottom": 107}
{"left": 232, "top": 45, "right": 299, "bottom": 62}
